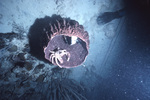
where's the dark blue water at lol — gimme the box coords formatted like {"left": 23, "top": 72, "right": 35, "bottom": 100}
{"left": 88, "top": 2, "right": 150, "bottom": 99}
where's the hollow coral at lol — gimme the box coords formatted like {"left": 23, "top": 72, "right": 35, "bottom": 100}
{"left": 44, "top": 16, "right": 89, "bottom": 68}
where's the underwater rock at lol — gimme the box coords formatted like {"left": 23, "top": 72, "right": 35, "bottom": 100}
{"left": 36, "top": 74, "right": 45, "bottom": 82}
{"left": 33, "top": 64, "right": 44, "bottom": 74}
{"left": 0, "top": 39, "right": 5, "bottom": 49}
{"left": 23, "top": 44, "right": 30, "bottom": 52}
{"left": 22, "top": 81, "right": 30, "bottom": 88}
{"left": 14, "top": 62, "right": 25, "bottom": 68}
{"left": 8, "top": 45, "right": 18, "bottom": 52}
{"left": 12, "top": 53, "right": 26, "bottom": 68}
{"left": 16, "top": 73, "right": 26, "bottom": 79}
{"left": 0, "top": 32, "right": 17, "bottom": 41}
{"left": 24, "top": 62, "right": 33, "bottom": 71}
{"left": 18, "top": 53, "right": 26, "bottom": 61}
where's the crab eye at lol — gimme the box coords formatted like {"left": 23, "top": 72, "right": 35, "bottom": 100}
{"left": 59, "top": 51, "right": 62, "bottom": 54}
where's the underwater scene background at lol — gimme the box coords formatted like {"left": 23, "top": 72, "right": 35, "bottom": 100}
{"left": 0, "top": 0, "right": 150, "bottom": 100}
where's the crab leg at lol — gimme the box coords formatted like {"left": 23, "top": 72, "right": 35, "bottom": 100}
{"left": 56, "top": 59, "right": 63, "bottom": 68}
{"left": 66, "top": 52, "right": 70, "bottom": 61}
{"left": 50, "top": 54, "right": 54, "bottom": 61}
{"left": 58, "top": 57, "right": 63, "bottom": 64}
{"left": 51, "top": 56, "right": 55, "bottom": 64}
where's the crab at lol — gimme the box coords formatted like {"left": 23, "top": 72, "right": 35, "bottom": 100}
{"left": 49, "top": 49, "right": 70, "bottom": 68}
